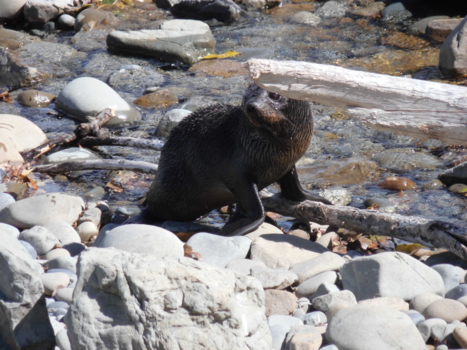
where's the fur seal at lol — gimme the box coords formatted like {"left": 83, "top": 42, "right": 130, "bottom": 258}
{"left": 136, "top": 84, "right": 331, "bottom": 236}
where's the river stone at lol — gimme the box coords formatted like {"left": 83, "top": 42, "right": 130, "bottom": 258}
{"left": 250, "top": 265, "right": 298, "bottom": 290}
{"left": 431, "top": 264, "right": 461, "bottom": 294}
{"left": 0, "top": 193, "right": 85, "bottom": 229}
{"left": 19, "top": 225, "right": 60, "bottom": 255}
{"left": 107, "top": 65, "right": 164, "bottom": 91}
{"left": 226, "top": 258, "right": 266, "bottom": 275}
{"left": 0, "top": 114, "right": 48, "bottom": 152}
{"left": 315, "top": 1, "right": 346, "bottom": 18}
{"left": 403, "top": 310, "right": 425, "bottom": 326}
{"left": 373, "top": 148, "right": 441, "bottom": 171}
{"left": 0, "top": 222, "right": 20, "bottom": 238}
{"left": 326, "top": 305, "right": 426, "bottom": 350}
{"left": 347, "top": 1, "right": 385, "bottom": 17}
{"left": 296, "top": 271, "right": 338, "bottom": 298}
{"left": 45, "top": 256, "right": 77, "bottom": 273}
{"left": 56, "top": 328, "right": 72, "bottom": 350}
{"left": 341, "top": 252, "right": 445, "bottom": 301}
{"left": 186, "top": 232, "right": 251, "bottom": 268}
{"left": 17, "top": 89, "right": 56, "bottom": 107}
{"left": 46, "top": 147, "right": 99, "bottom": 164}
{"left": 23, "top": 0, "right": 75, "bottom": 24}
{"left": 318, "top": 186, "right": 351, "bottom": 206}
{"left": 408, "top": 16, "right": 450, "bottom": 35}
{"left": 423, "top": 299, "right": 467, "bottom": 323}
{"left": 417, "top": 318, "right": 447, "bottom": 342}
{"left": 438, "top": 162, "right": 467, "bottom": 187}
{"left": 284, "top": 325, "right": 322, "bottom": 350}
{"left": 55, "top": 287, "right": 74, "bottom": 304}
{"left": 56, "top": 77, "right": 140, "bottom": 126}
{"left": 0, "top": 193, "right": 15, "bottom": 213}
{"left": 58, "top": 13, "right": 75, "bottom": 28}
{"left": 65, "top": 248, "right": 272, "bottom": 349}
{"left": 289, "top": 251, "right": 345, "bottom": 283}
{"left": 155, "top": 108, "right": 192, "bottom": 137}
{"left": 427, "top": 18, "right": 463, "bottom": 42}
{"left": 99, "top": 224, "right": 184, "bottom": 258}
{"left": 300, "top": 311, "right": 327, "bottom": 326}
{"left": 454, "top": 326, "right": 467, "bottom": 348}
{"left": 41, "top": 272, "right": 70, "bottom": 296}
{"left": 310, "top": 281, "right": 340, "bottom": 300}
{"left": 265, "top": 290, "right": 297, "bottom": 316}
{"left": 74, "top": 8, "right": 118, "bottom": 32}
{"left": 20, "top": 240, "right": 38, "bottom": 259}
{"left": 0, "top": 0, "right": 28, "bottom": 21}
{"left": 0, "top": 230, "right": 55, "bottom": 350}
{"left": 358, "top": 296, "right": 409, "bottom": 311}
{"left": 77, "top": 221, "right": 98, "bottom": 242}
{"left": 245, "top": 222, "right": 283, "bottom": 241}
{"left": 439, "top": 17, "right": 467, "bottom": 77}
{"left": 409, "top": 293, "right": 443, "bottom": 313}
{"left": 251, "top": 234, "right": 329, "bottom": 269}
{"left": 106, "top": 20, "right": 215, "bottom": 65}
{"left": 0, "top": 48, "right": 39, "bottom": 89}
{"left": 381, "top": 2, "right": 411, "bottom": 22}
{"left": 312, "top": 290, "right": 357, "bottom": 314}
{"left": 43, "top": 220, "right": 81, "bottom": 245}
{"left": 0, "top": 136, "right": 23, "bottom": 164}
{"left": 170, "top": 0, "right": 243, "bottom": 24}
{"left": 45, "top": 248, "right": 70, "bottom": 260}
{"left": 288, "top": 12, "right": 320, "bottom": 25}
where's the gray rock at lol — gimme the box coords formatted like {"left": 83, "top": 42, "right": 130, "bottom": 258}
{"left": 43, "top": 220, "right": 81, "bottom": 245}
{"left": 438, "top": 161, "right": 467, "bottom": 187}
{"left": 170, "top": 0, "right": 244, "bottom": 23}
{"left": 300, "top": 311, "right": 327, "bottom": 326}
{"left": 289, "top": 252, "right": 345, "bottom": 283}
{"left": 107, "top": 20, "right": 215, "bottom": 65}
{"left": 310, "top": 282, "right": 340, "bottom": 300}
{"left": 0, "top": 48, "right": 37, "bottom": 89}
{"left": 403, "top": 310, "right": 425, "bottom": 326}
{"left": 284, "top": 325, "right": 322, "bottom": 350}
{"left": 56, "top": 328, "right": 72, "bottom": 350}
{"left": 79, "top": 207, "right": 102, "bottom": 226}
{"left": 296, "top": 271, "right": 337, "bottom": 298}
{"left": 58, "top": 14, "right": 75, "bottom": 29}
{"left": 24, "top": 0, "right": 74, "bottom": 24}
{"left": 65, "top": 248, "right": 272, "bottom": 349}
{"left": 297, "top": 297, "right": 311, "bottom": 313}
{"left": 312, "top": 290, "right": 357, "bottom": 314}
{"left": 47, "top": 301, "right": 70, "bottom": 311}
{"left": 251, "top": 234, "right": 329, "bottom": 269}
{"left": 19, "top": 240, "right": 38, "bottom": 259}
{"left": 0, "top": 193, "right": 85, "bottom": 229}
{"left": 318, "top": 186, "right": 351, "bottom": 206}
{"left": 315, "top": 1, "right": 346, "bottom": 18}
{"left": 0, "top": 0, "right": 28, "bottom": 21}
{"left": 250, "top": 265, "right": 298, "bottom": 289}
{"left": 41, "top": 273, "right": 71, "bottom": 295}
{"left": 55, "top": 288, "right": 74, "bottom": 304}
{"left": 446, "top": 283, "right": 467, "bottom": 300}
{"left": 99, "top": 224, "right": 184, "bottom": 258}
{"left": 432, "top": 264, "right": 461, "bottom": 294}
{"left": 71, "top": 29, "right": 111, "bottom": 52}
{"left": 410, "top": 293, "right": 444, "bottom": 313}
{"left": 268, "top": 314, "right": 303, "bottom": 328}
{"left": 45, "top": 256, "right": 77, "bottom": 274}
{"left": 315, "top": 232, "right": 337, "bottom": 249}
{"left": 186, "top": 232, "right": 251, "bottom": 268}
{"left": 439, "top": 17, "right": 467, "bottom": 77}
{"left": 408, "top": 16, "right": 450, "bottom": 35}
{"left": 269, "top": 324, "right": 289, "bottom": 350}
{"left": 46, "top": 147, "right": 99, "bottom": 164}
{"left": 341, "top": 252, "right": 445, "bottom": 301}
{"left": 74, "top": 8, "right": 118, "bottom": 32}
{"left": 155, "top": 109, "right": 192, "bottom": 137}
{"left": 320, "top": 346, "right": 338, "bottom": 350}
{"left": 225, "top": 258, "right": 266, "bottom": 275}
{"left": 417, "top": 318, "right": 447, "bottom": 342}
{"left": 0, "top": 114, "right": 48, "bottom": 154}
{"left": 0, "top": 222, "right": 20, "bottom": 238}
{"left": 326, "top": 305, "right": 426, "bottom": 350}
{"left": 0, "top": 192, "right": 15, "bottom": 212}
{"left": 62, "top": 242, "right": 85, "bottom": 257}
{"left": 381, "top": 2, "right": 411, "bottom": 22}
{"left": 373, "top": 148, "right": 441, "bottom": 171}
{"left": 45, "top": 248, "right": 70, "bottom": 261}
{"left": 19, "top": 225, "right": 60, "bottom": 255}
{"left": 47, "top": 269, "right": 77, "bottom": 287}
{"left": 423, "top": 299, "right": 467, "bottom": 323}
{"left": 107, "top": 65, "right": 165, "bottom": 91}
{"left": 288, "top": 12, "right": 321, "bottom": 25}
{"left": 56, "top": 77, "right": 140, "bottom": 126}
{"left": 431, "top": 323, "right": 458, "bottom": 345}
{"left": 0, "top": 230, "right": 54, "bottom": 350}
{"left": 42, "top": 21, "right": 55, "bottom": 32}
{"left": 77, "top": 221, "right": 98, "bottom": 242}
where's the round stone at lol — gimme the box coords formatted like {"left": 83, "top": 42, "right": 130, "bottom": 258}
{"left": 58, "top": 14, "right": 75, "bottom": 29}
{"left": 423, "top": 299, "right": 467, "bottom": 323}
{"left": 0, "top": 192, "right": 15, "bottom": 212}
{"left": 0, "top": 222, "right": 20, "bottom": 238}
{"left": 77, "top": 221, "right": 99, "bottom": 242}
{"left": 410, "top": 293, "right": 444, "bottom": 313}
{"left": 46, "top": 148, "right": 99, "bottom": 164}
{"left": 41, "top": 273, "right": 70, "bottom": 296}
{"left": 45, "top": 248, "right": 70, "bottom": 261}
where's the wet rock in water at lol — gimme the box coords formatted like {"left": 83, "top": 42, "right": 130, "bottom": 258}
{"left": 315, "top": 1, "right": 346, "bottom": 18}
{"left": 170, "top": 0, "right": 244, "bottom": 24}
{"left": 438, "top": 161, "right": 467, "bottom": 187}
{"left": 241, "top": 0, "right": 265, "bottom": 10}
{"left": 326, "top": 305, "right": 426, "bottom": 350}
{"left": 45, "top": 147, "right": 99, "bottom": 164}
{"left": 0, "top": 48, "right": 41, "bottom": 89}
{"left": 0, "top": 230, "right": 55, "bottom": 350}
{"left": 0, "top": 38, "right": 22, "bottom": 50}
{"left": 373, "top": 148, "right": 441, "bottom": 171}
{"left": 43, "top": 220, "right": 81, "bottom": 245}
{"left": 296, "top": 271, "right": 338, "bottom": 298}
{"left": 107, "top": 65, "right": 164, "bottom": 91}
{"left": 265, "top": 290, "right": 297, "bottom": 316}
{"left": 427, "top": 18, "right": 463, "bottom": 42}
{"left": 318, "top": 186, "right": 351, "bottom": 206}
{"left": 56, "top": 77, "right": 140, "bottom": 126}
{"left": 439, "top": 17, "right": 467, "bottom": 77}
{"left": 155, "top": 108, "right": 192, "bottom": 137}
{"left": 16, "top": 89, "right": 56, "bottom": 107}
{"left": 251, "top": 234, "right": 329, "bottom": 269}
{"left": 422, "top": 179, "right": 444, "bottom": 190}
{"left": 381, "top": 32, "right": 430, "bottom": 50}
{"left": 71, "top": 29, "right": 111, "bottom": 52}
{"left": 0, "top": 114, "right": 48, "bottom": 152}
{"left": 42, "top": 21, "right": 55, "bottom": 32}
{"left": 284, "top": 325, "right": 322, "bottom": 350}
{"left": 408, "top": 16, "right": 450, "bottom": 35}
{"left": 381, "top": 2, "right": 411, "bottom": 22}
{"left": 288, "top": 11, "right": 321, "bottom": 25}
{"left": 341, "top": 252, "right": 444, "bottom": 301}
{"left": 107, "top": 19, "right": 215, "bottom": 65}
{"left": 432, "top": 264, "right": 461, "bottom": 294}
{"left": 0, "top": 193, "right": 85, "bottom": 229}
{"left": 41, "top": 272, "right": 70, "bottom": 295}
{"left": 98, "top": 224, "right": 184, "bottom": 258}
{"left": 65, "top": 248, "right": 272, "bottom": 349}
{"left": 358, "top": 296, "right": 409, "bottom": 311}
{"left": 289, "top": 252, "right": 346, "bottom": 284}
{"left": 363, "top": 197, "right": 393, "bottom": 209}
{"left": 297, "top": 157, "right": 378, "bottom": 187}
{"left": 423, "top": 299, "right": 467, "bottom": 323}
{"left": 0, "top": 0, "right": 28, "bottom": 22}
{"left": 186, "top": 232, "right": 251, "bottom": 268}
{"left": 19, "top": 225, "right": 60, "bottom": 255}
{"left": 188, "top": 59, "right": 249, "bottom": 78}
{"left": 58, "top": 13, "right": 75, "bottom": 29}
{"left": 74, "top": 8, "right": 118, "bottom": 32}
{"left": 347, "top": 1, "right": 385, "bottom": 17}
{"left": 377, "top": 176, "right": 417, "bottom": 191}
{"left": 448, "top": 183, "right": 467, "bottom": 193}
{"left": 24, "top": 0, "right": 76, "bottom": 24}
{"left": 250, "top": 265, "right": 298, "bottom": 289}
{"left": 133, "top": 89, "right": 178, "bottom": 109}
{"left": 410, "top": 293, "right": 443, "bottom": 313}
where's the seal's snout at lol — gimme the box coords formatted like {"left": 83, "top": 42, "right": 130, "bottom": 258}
{"left": 246, "top": 102, "right": 256, "bottom": 113}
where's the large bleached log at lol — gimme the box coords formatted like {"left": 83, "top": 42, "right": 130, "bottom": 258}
{"left": 246, "top": 59, "right": 467, "bottom": 146}
{"left": 262, "top": 194, "right": 467, "bottom": 260}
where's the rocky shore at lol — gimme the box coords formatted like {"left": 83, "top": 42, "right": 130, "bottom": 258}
{"left": 1, "top": 0, "right": 467, "bottom": 349}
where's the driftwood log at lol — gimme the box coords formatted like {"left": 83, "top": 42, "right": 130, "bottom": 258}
{"left": 262, "top": 195, "right": 467, "bottom": 260}
{"left": 79, "top": 136, "right": 164, "bottom": 151}
{"left": 246, "top": 59, "right": 467, "bottom": 146}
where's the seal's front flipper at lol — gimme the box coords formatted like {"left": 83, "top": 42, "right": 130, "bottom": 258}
{"left": 219, "top": 179, "right": 265, "bottom": 236}
{"left": 278, "top": 165, "right": 333, "bottom": 205}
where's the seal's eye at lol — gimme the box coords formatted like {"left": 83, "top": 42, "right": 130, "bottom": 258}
{"left": 268, "top": 92, "right": 281, "bottom": 101}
